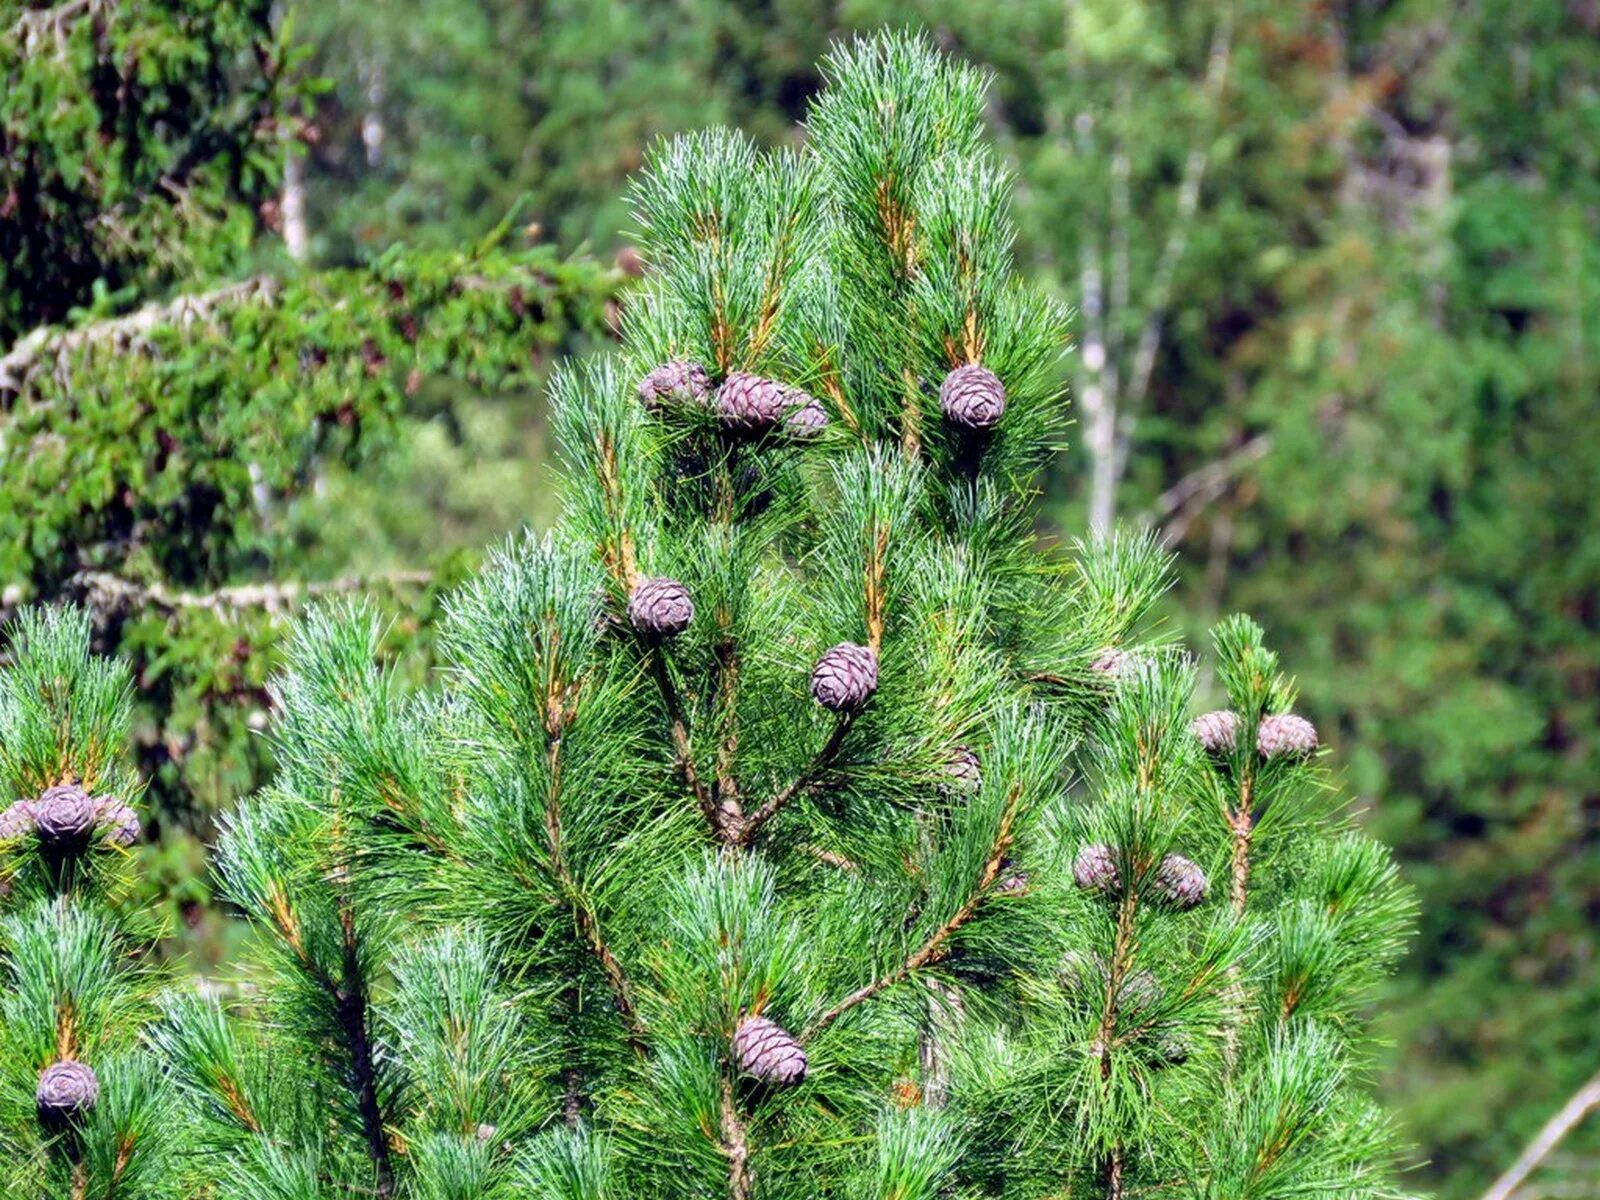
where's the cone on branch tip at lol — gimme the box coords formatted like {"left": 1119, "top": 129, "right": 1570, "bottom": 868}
{"left": 732, "top": 1015, "right": 807, "bottom": 1086}
{"left": 939, "top": 363, "right": 1006, "bottom": 430}
{"left": 1073, "top": 843, "right": 1120, "bottom": 894}
{"left": 1190, "top": 709, "right": 1241, "bottom": 754}
{"left": 810, "top": 642, "right": 878, "bottom": 712}
{"left": 627, "top": 576, "right": 694, "bottom": 636}
{"left": 1257, "top": 713, "right": 1318, "bottom": 759}
{"left": 717, "top": 371, "right": 789, "bottom": 432}
{"left": 32, "top": 784, "right": 97, "bottom": 846}
{"left": 638, "top": 359, "right": 711, "bottom": 410}
{"left": 36, "top": 1060, "right": 99, "bottom": 1120}
{"left": 1153, "top": 853, "right": 1207, "bottom": 908}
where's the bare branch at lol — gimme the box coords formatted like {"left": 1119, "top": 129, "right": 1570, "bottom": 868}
{"left": 1124, "top": 3, "right": 1236, "bottom": 411}
{"left": 61, "top": 570, "right": 434, "bottom": 618}
{"left": 0, "top": 277, "right": 279, "bottom": 396}
{"left": 1480, "top": 1071, "right": 1600, "bottom": 1200}
{"left": 1139, "top": 433, "right": 1273, "bottom": 546}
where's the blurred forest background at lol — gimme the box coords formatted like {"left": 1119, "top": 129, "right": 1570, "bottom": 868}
{"left": 1, "top": 1, "right": 1596, "bottom": 1198}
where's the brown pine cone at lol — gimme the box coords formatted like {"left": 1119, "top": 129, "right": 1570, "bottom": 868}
{"left": 33, "top": 785, "right": 96, "bottom": 846}
{"left": 627, "top": 577, "right": 695, "bottom": 637}
{"left": 36, "top": 1059, "right": 99, "bottom": 1119}
{"left": 732, "top": 1015, "right": 807, "bottom": 1086}
{"left": 810, "top": 642, "right": 878, "bottom": 712}
{"left": 1073, "top": 843, "right": 1120, "bottom": 895}
{"left": 1190, "top": 710, "right": 1241, "bottom": 754}
{"left": 0, "top": 799, "right": 35, "bottom": 840}
{"left": 717, "top": 372, "right": 789, "bottom": 432}
{"left": 939, "top": 363, "right": 1006, "bottom": 429}
{"left": 1257, "top": 713, "right": 1318, "bottom": 759}
{"left": 1153, "top": 854, "right": 1207, "bottom": 909}
{"left": 638, "top": 359, "right": 711, "bottom": 410}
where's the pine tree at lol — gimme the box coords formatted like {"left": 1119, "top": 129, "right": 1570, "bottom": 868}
{"left": 150, "top": 609, "right": 542, "bottom": 1198}
{"left": 0, "top": 608, "right": 187, "bottom": 1199}
{"left": 209, "top": 30, "right": 1417, "bottom": 1199}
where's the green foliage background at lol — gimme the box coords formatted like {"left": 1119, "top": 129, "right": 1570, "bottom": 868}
{"left": 2, "top": 1, "right": 1596, "bottom": 1197}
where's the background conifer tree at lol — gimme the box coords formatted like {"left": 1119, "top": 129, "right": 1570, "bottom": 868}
{"left": 228, "top": 31, "right": 1416, "bottom": 1200}
{"left": 0, "top": 607, "right": 187, "bottom": 1199}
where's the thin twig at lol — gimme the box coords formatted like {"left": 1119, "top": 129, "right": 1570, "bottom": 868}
{"left": 1480, "top": 1071, "right": 1600, "bottom": 1200}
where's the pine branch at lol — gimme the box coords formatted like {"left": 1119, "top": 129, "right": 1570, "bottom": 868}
{"left": 647, "top": 651, "right": 719, "bottom": 836}
{"left": 736, "top": 716, "right": 853, "bottom": 845}
{"left": 543, "top": 704, "right": 644, "bottom": 1049}
{"left": 721, "top": 1075, "right": 752, "bottom": 1200}
{"left": 804, "top": 783, "right": 1021, "bottom": 1039}
{"left": 335, "top": 904, "right": 394, "bottom": 1199}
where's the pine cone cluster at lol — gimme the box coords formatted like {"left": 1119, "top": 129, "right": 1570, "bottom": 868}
{"left": 33, "top": 784, "right": 97, "bottom": 846}
{"left": 36, "top": 1059, "right": 99, "bottom": 1119}
{"left": 943, "top": 745, "right": 982, "bottom": 795}
{"left": 939, "top": 363, "right": 1006, "bottom": 429}
{"left": 0, "top": 789, "right": 140, "bottom": 848}
{"left": 1190, "top": 709, "right": 1240, "bottom": 754}
{"left": 732, "top": 1015, "right": 807, "bottom": 1086}
{"left": 638, "top": 359, "right": 711, "bottom": 410}
{"left": 628, "top": 576, "right": 695, "bottom": 637}
{"left": 1257, "top": 713, "right": 1318, "bottom": 759}
{"left": 810, "top": 642, "right": 878, "bottom": 712}
{"left": 1073, "top": 843, "right": 1120, "bottom": 894}
{"left": 717, "top": 372, "right": 790, "bottom": 432}
{"left": 1153, "top": 854, "right": 1207, "bottom": 908}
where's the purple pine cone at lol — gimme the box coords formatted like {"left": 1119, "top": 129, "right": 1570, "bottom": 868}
{"left": 732, "top": 1015, "right": 807, "bottom": 1086}
{"left": 627, "top": 577, "right": 694, "bottom": 637}
{"left": 94, "top": 797, "right": 141, "bottom": 848}
{"left": 943, "top": 745, "right": 982, "bottom": 795}
{"left": 717, "top": 372, "right": 789, "bottom": 432}
{"left": 783, "top": 389, "right": 830, "bottom": 437}
{"left": 1073, "top": 843, "right": 1121, "bottom": 895}
{"left": 1190, "top": 710, "right": 1241, "bottom": 754}
{"left": 0, "top": 799, "right": 35, "bottom": 841}
{"left": 37, "top": 1059, "right": 99, "bottom": 1118}
{"left": 33, "top": 785, "right": 96, "bottom": 846}
{"left": 638, "top": 359, "right": 711, "bottom": 410}
{"left": 1154, "top": 854, "right": 1208, "bottom": 909}
{"left": 939, "top": 364, "right": 1006, "bottom": 430}
{"left": 810, "top": 642, "right": 879, "bottom": 712}
{"left": 996, "top": 860, "right": 1029, "bottom": 895}
{"left": 1257, "top": 713, "right": 1318, "bottom": 759}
